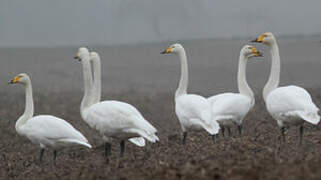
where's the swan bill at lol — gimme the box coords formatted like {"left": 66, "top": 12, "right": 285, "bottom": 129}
{"left": 8, "top": 75, "right": 22, "bottom": 84}
{"left": 251, "top": 34, "right": 267, "bottom": 43}
{"left": 160, "top": 47, "right": 172, "bottom": 54}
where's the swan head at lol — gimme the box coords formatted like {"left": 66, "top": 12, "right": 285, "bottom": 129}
{"left": 160, "top": 43, "right": 184, "bottom": 54}
{"left": 74, "top": 47, "right": 90, "bottom": 61}
{"left": 90, "top": 51, "right": 100, "bottom": 62}
{"left": 251, "top": 32, "right": 275, "bottom": 45}
{"left": 9, "top": 73, "right": 30, "bottom": 85}
{"left": 241, "top": 45, "right": 263, "bottom": 58}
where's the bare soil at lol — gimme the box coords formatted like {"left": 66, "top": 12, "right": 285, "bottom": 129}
{"left": 1, "top": 89, "right": 321, "bottom": 180}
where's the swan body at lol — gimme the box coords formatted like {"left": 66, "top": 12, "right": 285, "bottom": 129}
{"left": 75, "top": 48, "right": 158, "bottom": 157}
{"left": 18, "top": 115, "right": 91, "bottom": 149}
{"left": 265, "top": 86, "right": 320, "bottom": 127}
{"left": 9, "top": 73, "right": 91, "bottom": 162}
{"left": 252, "top": 32, "right": 320, "bottom": 143}
{"left": 90, "top": 52, "right": 146, "bottom": 147}
{"left": 161, "top": 44, "right": 219, "bottom": 144}
{"left": 175, "top": 94, "right": 219, "bottom": 134}
{"left": 208, "top": 45, "right": 262, "bottom": 136}
{"left": 83, "top": 101, "right": 158, "bottom": 142}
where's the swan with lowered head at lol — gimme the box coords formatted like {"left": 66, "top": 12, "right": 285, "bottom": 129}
{"left": 75, "top": 48, "right": 158, "bottom": 158}
{"left": 208, "top": 45, "right": 263, "bottom": 137}
{"left": 9, "top": 73, "right": 91, "bottom": 163}
{"left": 89, "top": 51, "right": 146, "bottom": 149}
{"left": 252, "top": 32, "right": 320, "bottom": 144}
{"left": 161, "top": 43, "right": 220, "bottom": 144}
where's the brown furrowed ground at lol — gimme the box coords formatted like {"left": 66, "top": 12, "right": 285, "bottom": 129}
{"left": 1, "top": 89, "right": 321, "bottom": 180}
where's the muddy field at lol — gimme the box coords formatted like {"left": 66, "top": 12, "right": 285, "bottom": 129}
{"left": 0, "top": 89, "right": 321, "bottom": 180}
{"left": 1, "top": 39, "right": 321, "bottom": 179}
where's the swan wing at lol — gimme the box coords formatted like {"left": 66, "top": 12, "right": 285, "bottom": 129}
{"left": 266, "top": 86, "right": 320, "bottom": 124}
{"left": 210, "top": 93, "right": 253, "bottom": 121}
{"left": 86, "top": 101, "right": 158, "bottom": 141}
{"left": 208, "top": 93, "right": 235, "bottom": 105}
{"left": 128, "top": 137, "right": 146, "bottom": 147}
{"left": 176, "top": 94, "right": 219, "bottom": 134}
{"left": 22, "top": 115, "right": 91, "bottom": 148}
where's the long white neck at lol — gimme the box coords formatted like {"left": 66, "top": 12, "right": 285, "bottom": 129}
{"left": 263, "top": 40, "right": 280, "bottom": 101}
{"left": 175, "top": 48, "right": 188, "bottom": 98}
{"left": 16, "top": 79, "right": 34, "bottom": 133}
{"left": 91, "top": 56, "right": 101, "bottom": 104}
{"left": 238, "top": 54, "right": 254, "bottom": 100}
{"left": 80, "top": 56, "right": 94, "bottom": 118}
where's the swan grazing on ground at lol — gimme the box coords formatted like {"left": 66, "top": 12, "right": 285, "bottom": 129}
{"left": 161, "top": 43, "right": 220, "bottom": 144}
{"left": 9, "top": 73, "right": 91, "bottom": 163}
{"left": 208, "top": 45, "right": 263, "bottom": 137}
{"left": 89, "top": 52, "right": 146, "bottom": 149}
{"left": 75, "top": 48, "right": 158, "bottom": 158}
{"left": 252, "top": 32, "right": 320, "bottom": 144}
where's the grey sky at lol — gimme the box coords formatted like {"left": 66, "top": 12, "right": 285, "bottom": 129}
{"left": 1, "top": 0, "right": 321, "bottom": 47}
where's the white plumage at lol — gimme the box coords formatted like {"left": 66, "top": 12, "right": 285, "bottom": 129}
{"left": 161, "top": 43, "right": 219, "bottom": 144}
{"left": 75, "top": 48, "right": 158, "bottom": 157}
{"left": 265, "top": 86, "right": 320, "bottom": 127}
{"left": 9, "top": 73, "right": 91, "bottom": 162}
{"left": 83, "top": 101, "right": 158, "bottom": 142}
{"left": 208, "top": 45, "right": 261, "bottom": 136}
{"left": 252, "top": 32, "right": 320, "bottom": 143}
{"left": 20, "top": 115, "right": 91, "bottom": 149}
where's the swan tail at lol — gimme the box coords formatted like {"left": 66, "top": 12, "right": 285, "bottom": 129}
{"left": 60, "top": 139, "right": 92, "bottom": 148}
{"left": 297, "top": 111, "right": 320, "bottom": 125}
{"left": 128, "top": 137, "right": 146, "bottom": 147}
{"left": 127, "top": 129, "right": 159, "bottom": 143}
{"left": 200, "top": 121, "right": 220, "bottom": 135}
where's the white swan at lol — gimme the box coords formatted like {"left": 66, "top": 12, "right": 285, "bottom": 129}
{"left": 75, "top": 47, "right": 158, "bottom": 158}
{"left": 89, "top": 52, "right": 146, "bottom": 148}
{"left": 161, "top": 43, "right": 220, "bottom": 144}
{"left": 9, "top": 73, "right": 91, "bottom": 163}
{"left": 208, "top": 45, "right": 263, "bottom": 137}
{"left": 252, "top": 32, "right": 320, "bottom": 144}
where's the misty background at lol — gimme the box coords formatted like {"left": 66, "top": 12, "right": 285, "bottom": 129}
{"left": 1, "top": 0, "right": 321, "bottom": 47}
{"left": 0, "top": 1, "right": 321, "bottom": 95}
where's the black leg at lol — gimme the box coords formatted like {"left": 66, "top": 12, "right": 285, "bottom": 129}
{"left": 105, "top": 142, "right": 112, "bottom": 157}
{"left": 39, "top": 149, "right": 45, "bottom": 163}
{"left": 182, "top": 132, "right": 187, "bottom": 145}
{"left": 212, "top": 134, "right": 216, "bottom": 143}
{"left": 281, "top": 127, "right": 286, "bottom": 143}
{"left": 299, "top": 125, "right": 304, "bottom": 145}
{"left": 53, "top": 150, "right": 57, "bottom": 163}
{"left": 221, "top": 127, "right": 225, "bottom": 137}
{"left": 238, "top": 125, "right": 242, "bottom": 135}
{"left": 120, "top": 140, "right": 125, "bottom": 157}
{"left": 228, "top": 127, "right": 232, "bottom": 137}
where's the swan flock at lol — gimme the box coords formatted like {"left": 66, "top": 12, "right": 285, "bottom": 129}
{"left": 8, "top": 32, "right": 320, "bottom": 164}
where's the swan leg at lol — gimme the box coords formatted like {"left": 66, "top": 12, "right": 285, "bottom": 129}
{"left": 238, "top": 125, "right": 242, "bottom": 135}
{"left": 53, "top": 150, "right": 57, "bottom": 163}
{"left": 212, "top": 134, "right": 216, "bottom": 143}
{"left": 182, "top": 132, "right": 187, "bottom": 145}
{"left": 228, "top": 127, "right": 232, "bottom": 137}
{"left": 281, "top": 127, "right": 286, "bottom": 143}
{"left": 39, "top": 149, "right": 45, "bottom": 163}
{"left": 120, "top": 140, "right": 125, "bottom": 157}
{"left": 105, "top": 142, "right": 112, "bottom": 157}
{"left": 221, "top": 127, "right": 225, "bottom": 137}
{"left": 299, "top": 125, "right": 304, "bottom": 145}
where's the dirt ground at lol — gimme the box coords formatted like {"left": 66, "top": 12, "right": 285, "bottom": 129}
{"left": 0, "top": 89, "right": 321, "bottom": 180}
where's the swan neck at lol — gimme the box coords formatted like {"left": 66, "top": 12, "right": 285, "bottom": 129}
{"left": 81, "top": 56, "right": 94, "bottom": 113}
{"left": 16, "top": 79, "right": 34, "bottom": 131}
{"left": 238, "top": 54, "right": 254, "bottom": 100}
{"left": 92, "top": 56, "right": 101, "bottom": 104}
{"left": 175, "top": 49, "right": 188, "bottom": 97}
{"left": 263, "top": 41, "right": 280, "bottom": 101}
